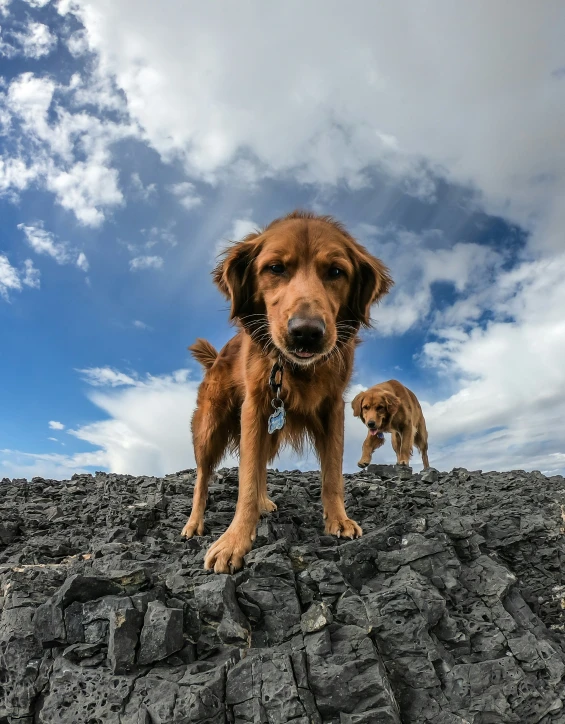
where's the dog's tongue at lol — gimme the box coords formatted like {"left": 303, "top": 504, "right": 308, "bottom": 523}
{"left": 369, "top": 429, "right": 380, "bottom": 436}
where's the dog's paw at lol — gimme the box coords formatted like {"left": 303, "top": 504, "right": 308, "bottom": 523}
{"left": 204, "top": 527, "right": 253, "bottom": 574}
{"left": 260, "top": 497, "right": 278, "bottom": 514}
{"left": 357, "top": 460, "right": 369, "bottom": 469}
{"left": 181, "top": 517, "right": 204, "bottom": 538}
{"left": 325, "top": 517, "right": 363, "bottom": 539}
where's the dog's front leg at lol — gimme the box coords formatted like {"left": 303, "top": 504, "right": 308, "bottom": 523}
{"left": 357, "top": 430, "right": 386, "bottom": 468}
{"left": 315, "top": 400, "right": 362, "bottom": 539}
{"left": 204, "top": 396, "right": 266, "bottom": 573}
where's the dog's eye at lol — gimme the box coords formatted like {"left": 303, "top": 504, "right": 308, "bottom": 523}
{"left": 328, "top": 266, "right": 344, "bottom": 279}
{"left": 269, "top": 264, "right": 285, "bottom": 275}
{"left": 377, "top": 405, "right": 385, "bottom": 412}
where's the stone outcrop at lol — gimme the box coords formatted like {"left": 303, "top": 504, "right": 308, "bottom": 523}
{"left": 1, "top": 464, "right": 565, "bottom": 722}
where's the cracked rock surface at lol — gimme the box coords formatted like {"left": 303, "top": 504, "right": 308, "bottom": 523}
{"left": 1, "top": 464, "right": 565, "bottom": 722}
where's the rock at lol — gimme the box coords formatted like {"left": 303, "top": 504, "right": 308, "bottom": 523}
{"left": 301, "top": 601, "right": 333, "bottom": 633}
{"left": 137, "top": 601, "right": 184, "bottom": 664}
{"left": 2, "top": 466, "right": 565, "bottom": 722}
{"left": 366, "top": 463, "right": 397, "bottom": 479}
{"left": 421, "top": 466, "right": 439, "bottom": 483}
{"left": 395, "top": 464, "right": 413, "bottom": 481}
{"left": 194, "top": 574, "right": 250, "bottom": 646}
{"left": 108, "top": 606, "right": 144, "bottom": 673}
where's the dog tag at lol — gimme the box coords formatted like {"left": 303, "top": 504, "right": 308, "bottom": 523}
{"left": 268, "top": 402, "right": 286, "bottom": 434}
{"left": 377, "top": 432, "right": 385, "bottom": 440}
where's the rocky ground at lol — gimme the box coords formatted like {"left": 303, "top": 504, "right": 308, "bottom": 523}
{"left": 1, "top": 464, "right": 565, "bottom": 723}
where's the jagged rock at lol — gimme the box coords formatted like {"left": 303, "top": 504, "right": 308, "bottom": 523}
{"left": 1, "top": 466, "right": 565, "bottom": 722}
{"left": 137, "top": 600, "right": 184, "bottom": 664}
{"left": 108, "top": 606, "right": 144, "bottom": 673}
{"left": 194, "top": 574, "right": 250, "bottom": 646}
{"left": 301, "top": 601, "right": 333, "bottom": 633}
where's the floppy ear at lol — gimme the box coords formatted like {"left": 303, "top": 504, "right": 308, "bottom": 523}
{"left": 351, "top": 391, "right": 365, "bottom": 418}
{"left": 383, "top": 392, "right": 400, "bottom": 416}
{"left": 348, "top": 246, "right": 394, "bottom": 327}
{"left": 213, "top": 233, "right": 263, "bottom": 322}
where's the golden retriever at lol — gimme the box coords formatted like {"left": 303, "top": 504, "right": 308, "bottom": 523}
{"left": 352, "top": 380, "right": 430, "bottom": 469}
{"left": 181, "top": 211, "right": 393, "bottom": 572}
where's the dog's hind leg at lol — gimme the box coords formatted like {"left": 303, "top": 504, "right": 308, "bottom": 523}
{"left": 181, "top": 400, "right": 232, "bottom": 539}
{"left": 415, "top": 424, "right": 430, "bottom": 469}
{"left": 391, "top": 431, "right": 402, "bottom": 461}
{"left": 396, "top": 424, "right": 414, "bottom": 466}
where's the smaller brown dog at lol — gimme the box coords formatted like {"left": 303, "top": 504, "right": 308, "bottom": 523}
{"left": 352, "top": 380, "right": 430, "bottom": 469}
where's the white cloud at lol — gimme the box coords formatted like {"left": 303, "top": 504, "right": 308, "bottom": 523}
{"left": 417, "top": 252, "right": 565, "bottom": 475}
{"left": 22, "top": 258, "right": 40, "bottom": 288}
{"left": 213, "top": 215, "right": 259, "bottom": 260}
{"left": 0, "top": 448, "right": 104, "bottom": 481}
{"left": 18, "top": 223, "right": 71, "bottom": 263}
{"left": 18, "top": 222, "right": 89, "bottom": 272}
{"left": 0, "top": 254, "right": 40, "bottom": 300}
{"left": 66, "top": 29, "right": 89, "bottom": 56}
{"left": 366, "top": 227, "right": 504, "bottom": 336}
{"left": 1, "top": 71, "right": 133, "bottom": 224}
{"left": 129, "top": 255, "right": 163, "bottom": 271}
{"left": 131, "top": 172, "right": 156, "bottom": 201}
{"left": 0, "top": 157, "right": 39, "bottom": 196}
{"left": 0, "top": 254, "right": 22, "bottom": 299}
{"left": 13, "top": 21, "right": 57, "bottom": 58}
{"left": 133, "top": 319, "right": 151, "bottom": 330}
{"left": 48, "top": 437, "right": 58, "bottom": 442}
{"left": 76, "top": 251, "right": 89, "bottom": 271}
{"left": 230, "top": 218, "right": 258, "bottom": 241}
{"left": 0, "top": 367, "right": 359, "bottom": 478}
{"left": 78, "top": 366, "right": 138, "bottom": 387}
{"left": 169, "top": 181, "right": 201, "bottom": 210}
{"left": 46, "top": 157, "right": 123, "bottom": 226}
{"left": 48, "top": 420, "right": 65, "bottom": 430}
{"left": 55, "top": 1, "right": 563, "bottom": 251}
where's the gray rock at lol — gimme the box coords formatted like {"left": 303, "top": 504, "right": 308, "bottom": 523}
{"left": 2, "top": 466, "right": 565, "bottom": 722}
{"left": 108, "top": 606, "right": 144, "bottom": 673}
{"left": 194, "top": 574, "right": 250, "bottom": 646}
{"left": 137, "top": 601, "right": 184, "bottom": 664}
{"left": 301, "top": 601, "right": 333, "bottom": 633}
{"left": 421, "top": 466, "right": 439, "bottom": 483}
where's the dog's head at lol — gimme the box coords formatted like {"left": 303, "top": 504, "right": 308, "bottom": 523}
{"left": 213, "top": 211, "right": 393, "bottom": 366}
{"left": 351, "top": 388, "right": 400, "bottom": 434}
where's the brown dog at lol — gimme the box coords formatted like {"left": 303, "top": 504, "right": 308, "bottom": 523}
{"left": 182, "top": 211, "right": 393, "bottom": 573}
{"left": 352, "top": 380, "right": 430, "bottom": 469}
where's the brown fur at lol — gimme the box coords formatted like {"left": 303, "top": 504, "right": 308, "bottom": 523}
{"left": 352, "top": 380, "right": 430, "bottom": 468}
{"left": 188, "top": 338, "right": 218, "bottom": 370}
{"left": 182, "top": 210, "right": 393, "bottom": 573}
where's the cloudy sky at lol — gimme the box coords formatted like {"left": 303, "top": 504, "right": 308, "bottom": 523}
{"left": 1, "top": 0, "right": 564, "bottom": 480}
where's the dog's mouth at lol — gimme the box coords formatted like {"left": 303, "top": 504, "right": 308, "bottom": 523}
{"left": 293, "top": 350, "right": 315, "bottom": 359}
{"left": 285, "top": 346, "right": 331, "bottom": 365}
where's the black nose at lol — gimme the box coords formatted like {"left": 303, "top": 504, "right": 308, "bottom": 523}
{"left": 288, "top": 317, "right": 326, "bottom": 346}
{"left": 367, "top": 420, "right": 376, "bottom": 429}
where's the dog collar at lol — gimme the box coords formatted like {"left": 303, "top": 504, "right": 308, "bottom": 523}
{"left": 268, "top": 356, "right": 286, "bottom": 434}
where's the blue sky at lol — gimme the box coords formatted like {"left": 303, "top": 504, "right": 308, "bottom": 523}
{"left": 1, "top": 0, "right": 564, "bottom": 479}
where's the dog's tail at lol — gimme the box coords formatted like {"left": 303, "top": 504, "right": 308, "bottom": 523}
{"left": 188, "top": 338, "right": 218, "bottom": 370}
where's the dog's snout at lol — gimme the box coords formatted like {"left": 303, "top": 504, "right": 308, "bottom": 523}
{"left": 367, "top": 420, "right": 376, "bottom": 429}
{"left": 288, "top": 317, "right": 326, "bottom": 345}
